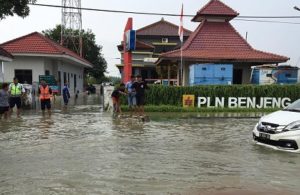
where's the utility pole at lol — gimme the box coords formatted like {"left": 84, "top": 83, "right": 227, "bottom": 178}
{"left": 61, "top": 0, "right": 83, "bottom": 57}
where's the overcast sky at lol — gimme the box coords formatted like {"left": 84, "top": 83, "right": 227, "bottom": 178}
{"left": 1, "top": 0, "right": 300, "bottom": 77}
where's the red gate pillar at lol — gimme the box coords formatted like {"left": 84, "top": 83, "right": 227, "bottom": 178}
{"left": 123, "top": 18, "right": 133, "bottom": 84}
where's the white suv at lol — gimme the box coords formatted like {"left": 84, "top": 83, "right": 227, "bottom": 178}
{"left": 253, "top": 99, "right": 300, "bottom": 153}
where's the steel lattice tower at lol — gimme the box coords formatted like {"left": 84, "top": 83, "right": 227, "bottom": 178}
{"left": 61, "top": 0, "right": 83, "bottom": 57}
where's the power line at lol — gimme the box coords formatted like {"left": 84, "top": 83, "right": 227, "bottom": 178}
{"left": 235, "top": 19, "right": 300, "bottom": 25}
{"left": 29, "top": 3, "right": 300, "bottom": 24}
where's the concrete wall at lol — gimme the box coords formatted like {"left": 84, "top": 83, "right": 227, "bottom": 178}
{"left": 3, "top": 56, "right": 44, "bottom": 83}
{"left": 103, "top": 85, "right": 114, "bottom": 111}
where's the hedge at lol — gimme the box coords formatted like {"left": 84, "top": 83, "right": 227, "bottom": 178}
{"left": 122, "top": 84, "right": 300, "bottom": 106}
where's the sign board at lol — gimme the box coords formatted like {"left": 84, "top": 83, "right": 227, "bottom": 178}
{"left": 125, "top": 30, "right": 136, "bottom": 51}
{"left": 183, "top": 95, "right": 195, "bottom": 108}
{"left": 197, "top": 97, "right": 291, "bottom": 109}
{"left": 39, "top": 75, "right": 59, "bottom": 93}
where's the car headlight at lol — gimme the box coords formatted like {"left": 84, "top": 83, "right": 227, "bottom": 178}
{"left": 283, "top": 120, "right": 300, "bottom": 131}
{"left": 256, "top": 122, "right": 262, "bottom": 130}
{"left": 256, "top": 117, "right": 264, "bottom": 130}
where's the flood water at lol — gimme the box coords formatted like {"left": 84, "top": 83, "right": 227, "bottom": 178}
{"left": 0, "top": 95, "right": 300, "bottom": 195}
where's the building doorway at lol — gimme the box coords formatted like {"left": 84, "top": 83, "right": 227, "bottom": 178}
{"left": 15, "top": 69, "right": 32, "bottom": 84}
{"left": 233, "top": 69, "right": 243, "bottom": 84}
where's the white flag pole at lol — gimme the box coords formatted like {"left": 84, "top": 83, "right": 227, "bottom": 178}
{"left": 180, "top": 41, "right": 183, "bottom": 86}
{"left": 179, "top": 4, "right": 184, "bottom": 86}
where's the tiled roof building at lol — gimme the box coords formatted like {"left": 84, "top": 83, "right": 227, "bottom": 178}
{"left": 157, "top": 0, "right": 289, "bottom": 85}
{"left": 1, "top": 32, "right": 91, "bottom": 93}
{"left": 136, "top": 18, "right": 192, "bottom": 37}
{"left": 1, "top": 32, "right": 92, "bottom": 67}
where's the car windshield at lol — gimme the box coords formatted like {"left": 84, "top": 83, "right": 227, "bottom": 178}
{"left": 284, "top": 99, "right": 300, "bottom": 112}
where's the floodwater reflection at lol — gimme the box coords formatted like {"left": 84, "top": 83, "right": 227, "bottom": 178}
{"left": 0, "top": 95, "right": 299, "bottom": 194}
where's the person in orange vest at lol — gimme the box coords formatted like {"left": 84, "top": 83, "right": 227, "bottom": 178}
{"left": 39, "top": 79, "right": 52, "bottom": 116}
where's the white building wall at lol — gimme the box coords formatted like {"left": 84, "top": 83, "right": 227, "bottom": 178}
{"left": 2, "top": 56, "right": 85, "bottom": 94}
{"left": 44, "top": 59, "right": 54, "bottom": 75}
{"left": 57, "top": 61, "right": 84, "bottom": 94}
{"left": 3, "top": 56, "right": 44, "bottom": 83}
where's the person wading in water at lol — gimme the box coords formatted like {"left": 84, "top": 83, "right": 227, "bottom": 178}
{"left": 8, "top": 77, "right": 25, "bottom": 117}
{"left": 39, "top": 80, "right": 52, "bottom": 116}
{"left": 131, "top": 75, "right": 149, "bottom": 120}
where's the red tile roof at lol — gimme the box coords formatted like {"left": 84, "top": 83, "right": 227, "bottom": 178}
{"left": 0, "top": 32, "right": 92, "bottom": 67}
{"left": 136, "top": 18, "right": 192, "bottom": 37}
{"left": 118, "top": 40, "right": 154, "bottom": 51}
{"left": 0, "top": 46, "right": 13, "bottom": 60}
{"left": 159, "top": 21, "right": 289, "bottom": 63}
{"left": 192, "top": 0, "right": 239, "bottom": 22}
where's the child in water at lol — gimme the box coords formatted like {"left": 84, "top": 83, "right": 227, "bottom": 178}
{"left": 111, "top": 83, "right": 126, "bottom": 115}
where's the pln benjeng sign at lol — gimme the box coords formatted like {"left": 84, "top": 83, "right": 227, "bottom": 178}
{"left": 197, "top": 97, "right": 291, "bottom": 109}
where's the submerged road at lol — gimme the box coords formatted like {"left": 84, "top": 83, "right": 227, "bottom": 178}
{"left": 0, "top": 95, "right": 299, "bottom": 194}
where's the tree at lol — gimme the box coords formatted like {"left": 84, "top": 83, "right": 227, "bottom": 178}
{"left": 0, "top": 0, "right": 36, "bottom": 19}
{"left": 43, "top": 25, "right": 107, "bottom": 82}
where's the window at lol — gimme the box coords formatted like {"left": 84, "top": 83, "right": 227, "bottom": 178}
{"left": 286, "top": 73, "right": 292, "bottom": 78}
{"left": 45, "top": 70, "right": 50, "bottom": 75}
{"left": 202, "top": 67, "right": 207, "bottom": 71}
{"left": 74, "top": 74, "right": 77, "bottom": 93}
{"left": 58, "top": 71, "right": 61, "bottom": 83}
{"left": 221, "top": 67, "right": 226, "bottom": 71}
{"left": 162, "top": 38, "right": 169, "bottom": 43}
{"left": 15, "top": 69, "right": 32, "bottom": 84}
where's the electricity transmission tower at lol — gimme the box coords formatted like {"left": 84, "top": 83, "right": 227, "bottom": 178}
{"left": 61, "top": 0, "right": 83, "bottom": 57}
